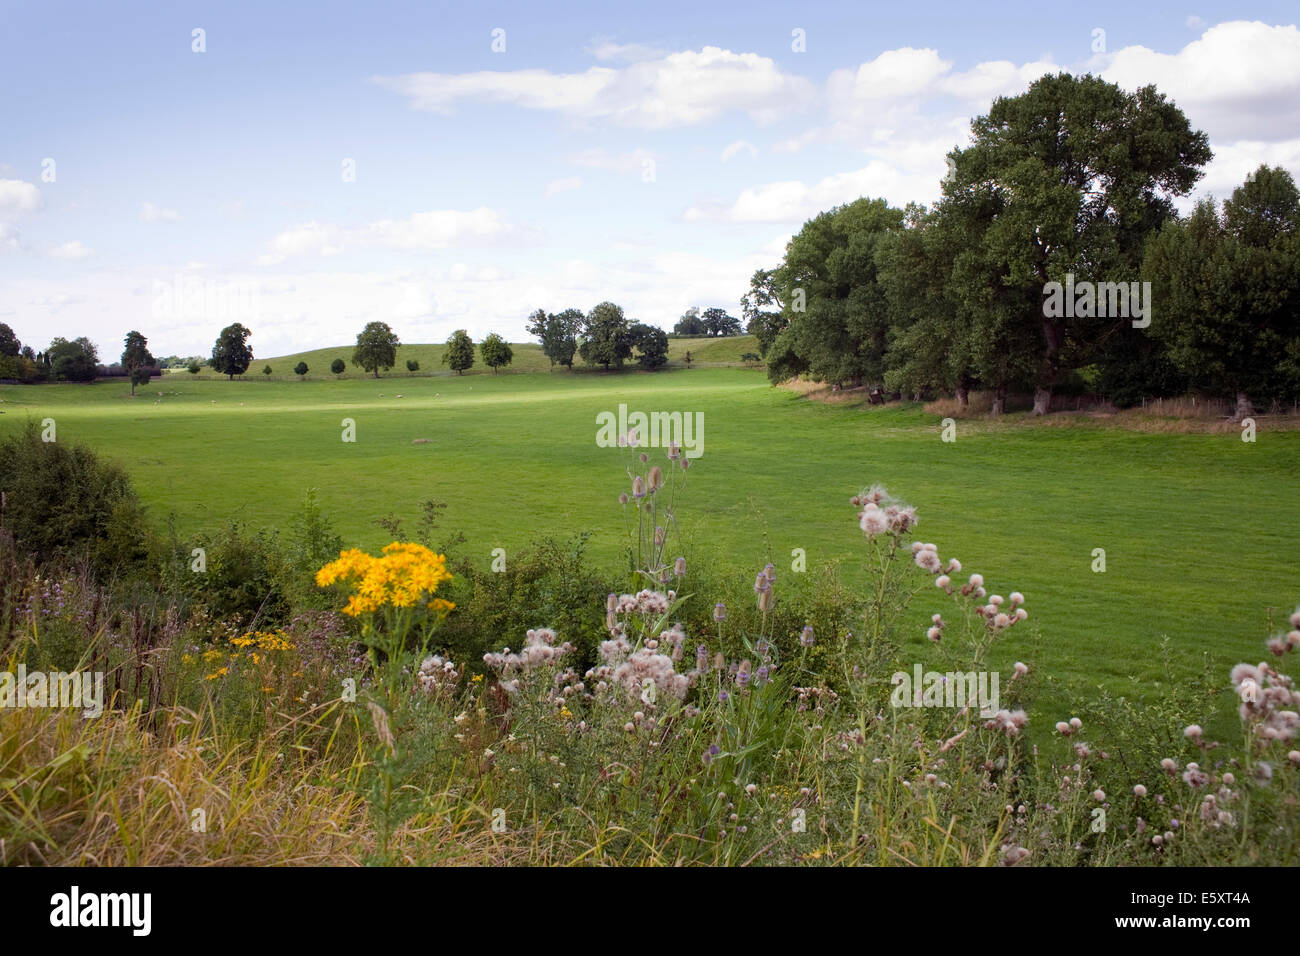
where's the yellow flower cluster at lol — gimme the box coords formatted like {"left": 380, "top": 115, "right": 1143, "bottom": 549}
{"left": 231, "top": 630, "right": 296, "bottom": 652}
{"left": 316, "top": 542, "right": 455, "bottom": 618}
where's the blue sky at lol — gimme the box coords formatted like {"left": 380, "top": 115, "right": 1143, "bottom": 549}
{"left": 2, "top": 0, "right": 1298, "bottom": 359}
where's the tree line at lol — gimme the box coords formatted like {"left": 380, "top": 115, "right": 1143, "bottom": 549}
{"left": 527, "top": 302, "right": 668, "bottom": 370}
{"left": 741, "top": 72, "right": 1300, "bottom": 417}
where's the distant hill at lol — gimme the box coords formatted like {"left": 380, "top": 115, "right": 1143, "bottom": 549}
{"left": 178, "top": 335, "right": 760, "bottom": 380}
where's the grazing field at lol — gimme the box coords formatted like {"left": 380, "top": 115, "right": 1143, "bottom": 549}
{"left": 2, "top": 364, "right": 1298, "bottom": 729}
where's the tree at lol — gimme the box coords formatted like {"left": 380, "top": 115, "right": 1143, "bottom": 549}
{"left": 187, "top": 360, "right": 202, "bottom": 375}
{"left": 481, "top": 333, "right": 513, "bottom": 372}
{"left": 1145, "top": 166, "right": 1300, "bottom": 418}
{"left": 764, "top": 197, "right": 905, "bottom": 387}
{"left": 527, "top": 307, "right": 581, "bottom": 369}
{"left": 352, "top": 321, "right": 400, "bottom": 379}
{"left": 330, "top": 358, "right": 346, "bottom": 377}
{"left": 211, "top": 323, "right": 254, "bottom": 380}
{"left": 741, "top": 268, "right": 786, "bottom": 357}
{"left": 0, "top": 322, "right": 19, "bottom": 357}
{"left": 674, "top": 307, "right": 705, "bottom": 336}
{"left": 943, "top": 72, "right": 1211, "bottom": 414}
{"left": 701, "top": 307, "right": 742, "bottom": 337}
{"left": 406, "top": 359, "right": 420, "bottom": 374}
{"left": 630, "top": 322, "right": 669, "bottom": 370}
{"left": 47, "top": 337, "right": 99, "bottom": 382}
{"left": 121, "top": 330, "right": 155, "bottom": 395}
{"left": 130, "top": 368, "right": 151, "bottom": 393}
{"left": 442, "top": 329, "right": 474, "bottom": 375}
{"left": 295, "top": 361, "right": 309, "bottom": 378}
{"left": 580, "top": 301, "right": 632, "bottom": 369}
{"left": 262, "top": 364, "right": 272, "bottom": 377}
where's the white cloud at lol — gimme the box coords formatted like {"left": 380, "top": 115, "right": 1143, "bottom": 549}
{"left": 48, "top": 240, "right": 94, "bottom": 260}
{"left": 0, "top": 179, "right": 42, "bottom": 215}
{"left": 1187, "top": 15, "right": 1207, "bottom": 29}
{"left": 141, "top": 201, "right": 180, "bottom": 222}
{"left": 545, "top": 176, "right": 582, "bottom": 197}
{"left": 0, "top": 222, "right": 21, "bottom": 251}
{"left": 720, "top": 140, "right": 758, "bottom": 162}
{"left": 257, "top": 208, "right": 532, "bottom": 265}
{"left": 373, "top": 46, "right": 815, "bottom": 128}
{"left": 585, "top": 38, "right": 668, "bottom": 63}
{"left": 1096, "top": 21, "right": 1300, "bottom": 141}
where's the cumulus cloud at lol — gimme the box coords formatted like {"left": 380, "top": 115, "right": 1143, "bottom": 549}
{"left": 373, "top": 46, "right": 815, "bottom": 128}
{"left": 257, "top": 208, "right": 534, "bottom": 265}
{"left": 1096, "top": 21, "right": 1300, "bottom": 141}
{"left": 0, "top": 179, "right": 42, "bottom": 215}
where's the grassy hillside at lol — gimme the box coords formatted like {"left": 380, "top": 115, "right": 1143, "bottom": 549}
{"left": 177, "top": 335, "right": 761, "bottom": 380}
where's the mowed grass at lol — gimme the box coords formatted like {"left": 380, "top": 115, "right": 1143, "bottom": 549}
{"left": 2, "top": 366, "right": 1298, "bottom": 727}
{"left": 187, "top": 335, "right": 759, "bottom": 380}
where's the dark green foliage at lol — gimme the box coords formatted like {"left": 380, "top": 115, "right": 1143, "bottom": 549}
{"left": 442, "top": 329, "right": 475, "bottom": 375}
{"left": 629, "top": 322, "right": 668, "bottom": 370}
{"left": 210, "top": 323, "right": 254, "bottom": 380}
{"left": 353, "top": 321, "right": 401, "bottom": 378}
{"left": 0, "top": 421, "right": 152, "bottom": 578}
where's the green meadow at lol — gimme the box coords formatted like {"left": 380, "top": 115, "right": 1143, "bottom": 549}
{"left": 3, "top": 361, "right": 1298, "bottom": 724}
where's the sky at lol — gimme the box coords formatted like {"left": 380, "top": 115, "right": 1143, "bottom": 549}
{"left": 1, "top": 0, "right": 1298, "bottom": 360}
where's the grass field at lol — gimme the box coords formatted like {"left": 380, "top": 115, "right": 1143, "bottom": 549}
{"left": 182, "top": 335, "right": 760, "bottom": 380}
{"left": 3, "top": 364, "right": 1298, "bottom": 732}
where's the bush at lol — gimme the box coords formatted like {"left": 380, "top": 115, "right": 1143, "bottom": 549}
{"left": 0, "top": 421, "right": 153, "bottom": 578}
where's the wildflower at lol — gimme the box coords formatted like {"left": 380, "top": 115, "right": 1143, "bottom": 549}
{"left": 1133, "top": 784, "right": 1147, "bottom": 797}
{"left": 632, "top": 476, "right": 647, "bottom": 498}
{"left": 1055, "top": 721, "right": 1071, "bottom": 735}
{"left": 859, "top": 503, "right": 889, "bottom": 537}
{"left": 1161, "top": 758, "right": 1176, "bottom": 772}
{"left": 1182, "top": 763, "right": 1209, "bottom": 787}
{"left": 648, "top": 466, "right": 663, "bottom": 491}
{"left": 1013, "top": 662, "right": 1028, "bottom": 677}
{"left": 737, "top": 659, "right": 752, "bottom": 688}
{"left": 1183, "top": 724, "right": 1203, "bottom": 741}
{"left": 935, "top": 575, "right": 950, "bottom": 589}
{"left": 713, "top": 602, "right": 727, "bottom": 622}
{"left": 674, "top": 556, "right": 686, "bottom": 577}
{"left": 926, "top": 626, "right": 942, "bottom": 643}
{"left": 619, "top": 493, "right": 629, "bottom": 505}
{"left": 696, "top": 645, "right": 709, "bottom": 672}
{"left": 745, "top": 783, "right": 757, "bottom": 795}
{"left": 1092, "top": 789, "right": 1106, "bottom": 802}
{"left": 1069, "top": 717, "right": 1082, "bottom": 730}
{"left": 800, "top": 625, "right": 815, "bottom": 647}
{"left": 969, "top": 574, "right": 984, "bottom": 588}
{"left": 914, "top": 546, "right": 941, "bottom": 574}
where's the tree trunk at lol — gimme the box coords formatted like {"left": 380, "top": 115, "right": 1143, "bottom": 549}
{"left": 373, "top": 368, "right": 380, "bottom": 379}
{"left": 991, "top": 385, "right": 1006, "bottom": 416}
{"left": 1234, "top": 391, "right": 1254, "bottom": 421}
{"left": 1032, "top": 388, "right": 1052, "bottom": 416}
{"left": 1033, "top": 314, "right": 1064, "bottom": 416}
{"left": 956, "top": 385, "right": 969, "bottom": 409}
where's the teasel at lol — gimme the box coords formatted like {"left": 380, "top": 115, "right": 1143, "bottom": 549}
{"left": 800, "top": 625, "right": 815, "bottom": 647}
{"left": 648, "top": 465, "right": 663, "bottom": 491}
{"left": 714, "top": 651, "right": 725, "bottom": 671}
{"left": 758, "top": 586, "right": 774, "bottom": 613}
{"left": 654, "top": 525, "right": 666, "bottom": 548}
{"left": 713, "top": 602, "right": 727, "bottom": 622}
{"left": 696, "top": 644, "right": 708, "bottom": 672}
{"left": 618, "top": 493, "right": 629, "bottom": 505}
{"left": 632, "top": 475, "right": 647, "bottom": 498}
{"left": 667, "top": 441, "right": 681, "bottom": 460}
{"left": 736, "top": 659, "right": 752, "bottom": 687}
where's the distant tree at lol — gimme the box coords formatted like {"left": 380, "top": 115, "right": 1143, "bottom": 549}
{"left": 330, "top": 358, "right": 346, "bottom": 377}
{"left": 294, "top": 361, "right": 309, "bottom": 378}
{"left": 630, "top": 322, "right": 669, "bottom": 370}
{"left": 262, "top": 364, "right": 272, "bottom": 377}
{"left": 187, "top": 359, "right": 202, "bottom": 374}
{"left": 121, "top": 330, "right": 155, "bottom": 395}
{"left": 442, "top": 329, "right": 475, "bottom": 375}
{"left": 701, "top": 307, "right": 742, "bottom": 337}
{"left": 527, "top": 307, "right": 580, "bottom": 369}
{"left": 406, "top": 359, "right": 420, "bottom": 374}
{"left": 47, "top": 337, "right": 99, "bottom": 382}
{"left": 580, "top": 301, "right": 633, "bottom": 369}
{"left": 674, "top": 307, "right": 705, "bottom": 336}
{"left": 0, "top": 322, "right": 19, "bottom": 357}
{"left": 130, "top": 368, "right": 151, "bottom": 393}
{"left": 741, "top": 352, "right": 762, "bottom": 365}
{"left": 210, "top": 323, "right": 254, "bottom": 380}
{"left": 683, "top": 350, "right": 693, "bottom": 367}
{"left": 352, "top": 321, "right": 401, "bottom": 378}
{"left": 20, "top": 345, "right": 35, "bottom": 361}
{"left": 481, "top": 333, "right": 513, "bottom": 372}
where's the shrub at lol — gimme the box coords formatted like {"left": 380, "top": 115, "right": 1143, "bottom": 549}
{"left": 0, "top": 421, "right": 152, "bottom": 578}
